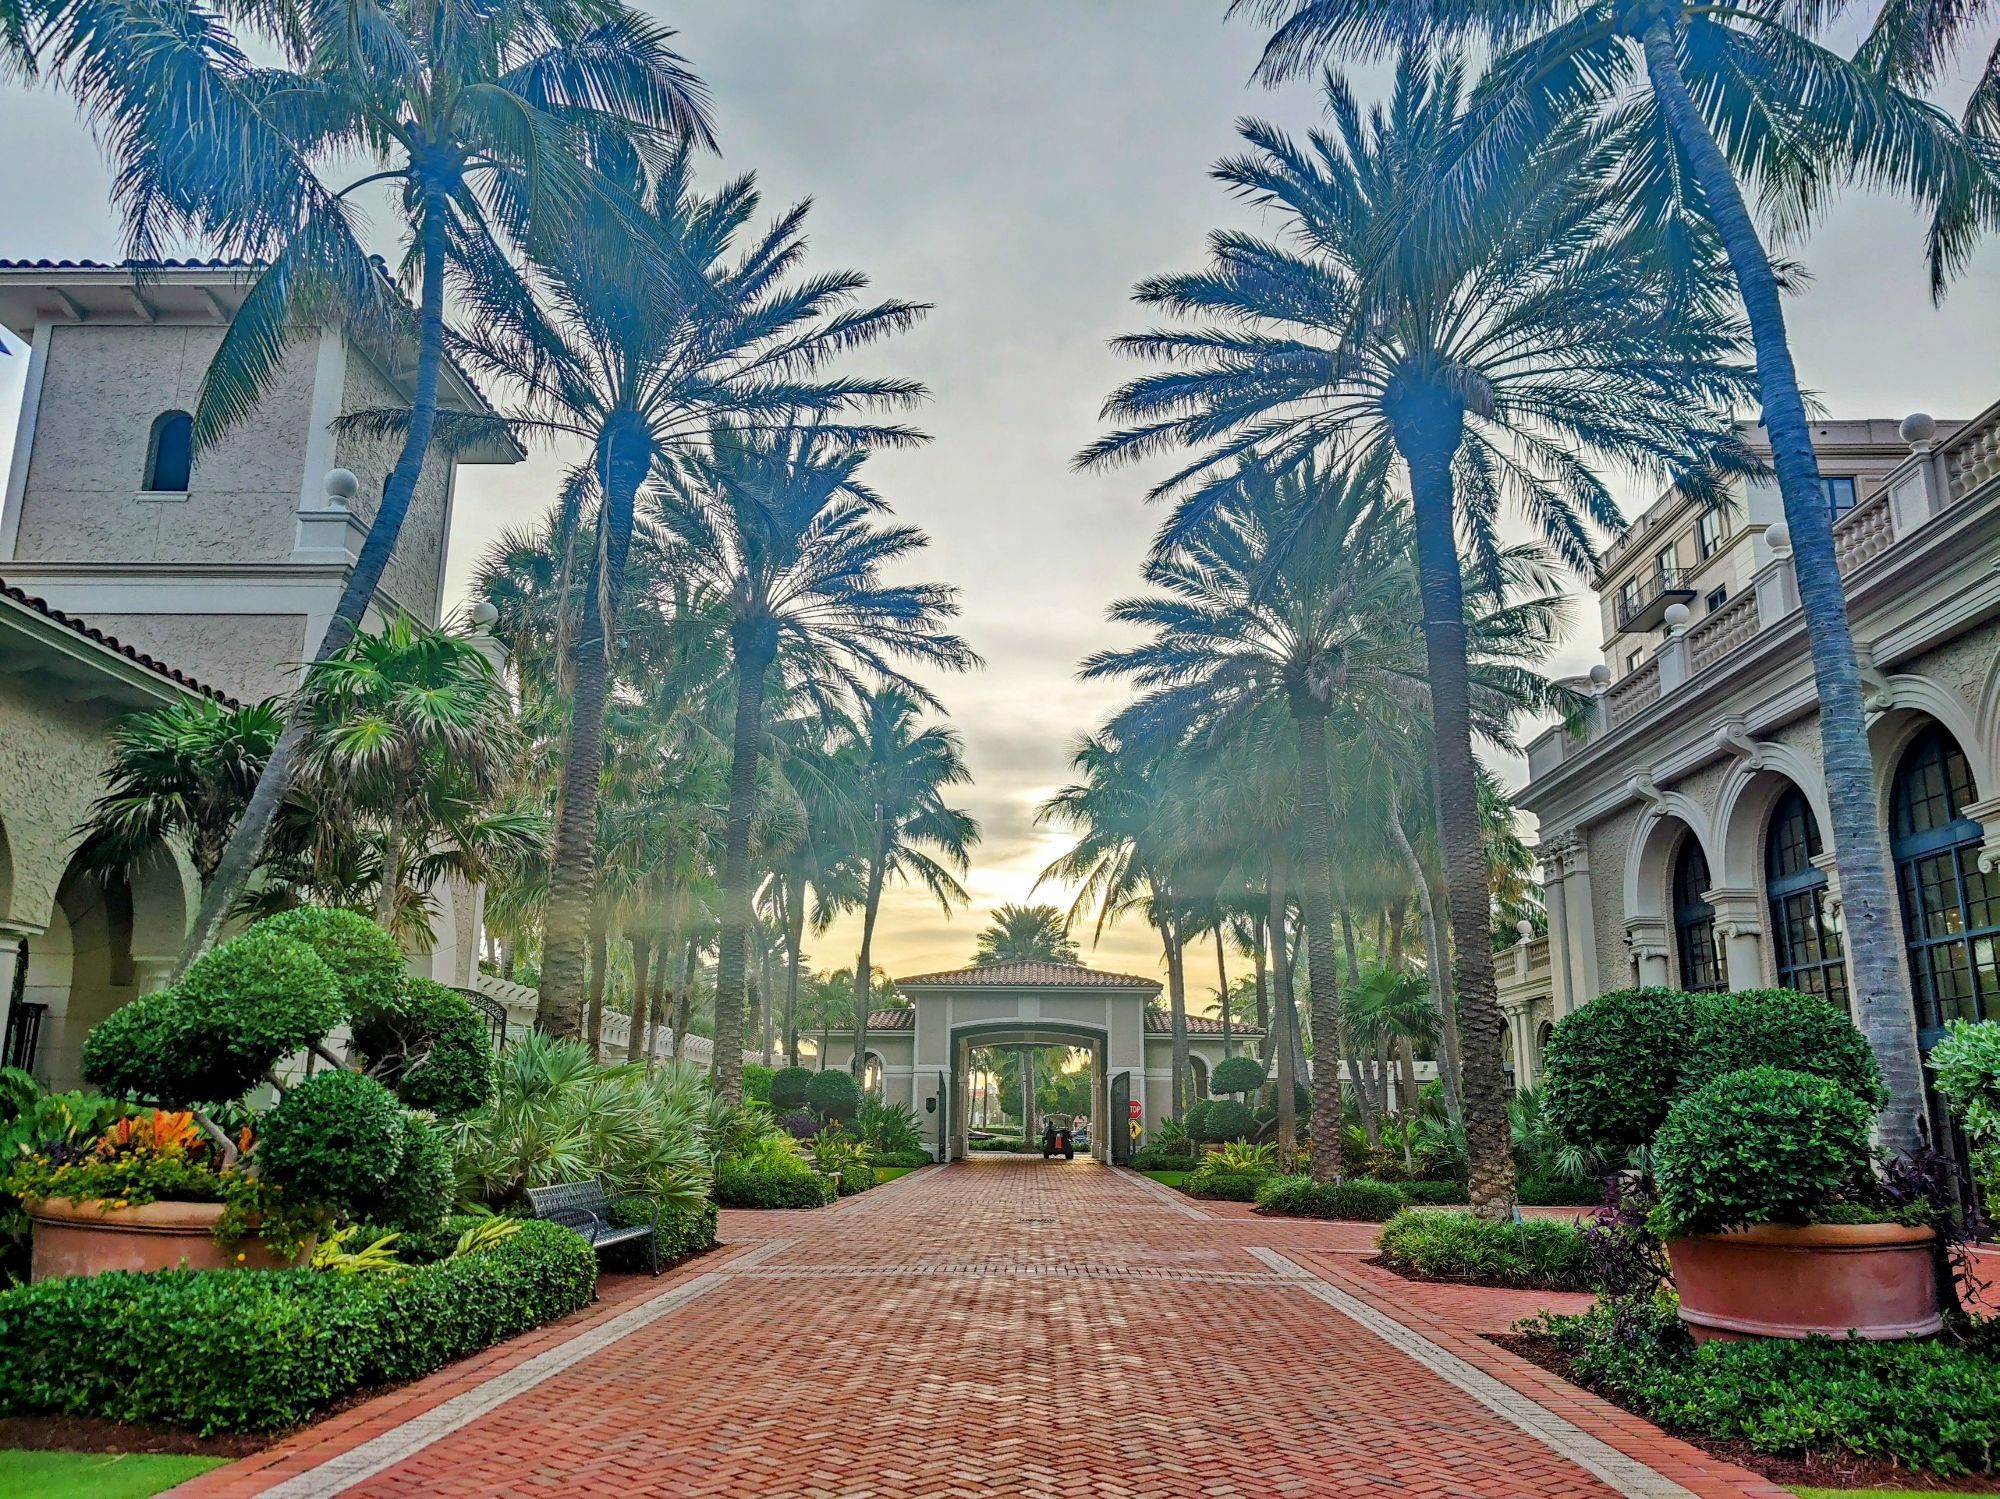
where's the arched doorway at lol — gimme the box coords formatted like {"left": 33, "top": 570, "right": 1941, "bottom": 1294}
{"left": 949, "top": 1020, "right": 1111, "bottom": 1164}
{"left": 1890, "top": 725, "right": 1997, "bottom": 1041}
{"left": 1671, "top": 834, "right": 1724, "bottom": 993}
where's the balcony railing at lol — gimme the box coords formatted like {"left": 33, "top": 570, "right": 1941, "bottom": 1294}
{"left": 1614, "top": 566, "right": 1698, "bottom": 632}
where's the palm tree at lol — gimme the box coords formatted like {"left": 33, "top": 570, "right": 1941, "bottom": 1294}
{"left": 1227, "top": 6, "right": 1992, "bottom": 1155}
{"left": 1088, "top": 459, "right": 1571, "bottom": 1181}
{"left": 1083, "top": 54, "right": 1749, "bottom": 1212}
{"left": 451, "top": 139, "right": 926, "bottom": 1038}
{"left": 973, "top": 905, "right": 1081, "bottom": 966}
{"left": 764, "top": 725, "right": 866, "bottom": 1067}
{"left": 841, "top": 687, "right": 979, "bottom": 1078}
{"left": 655, "top": 427, "right": 976, "bottom": 1103}
{"left": 154, "top": 0, "right": 714, "bottom": 972}
{"left": 75, "top": 698, "right": 282, "bottom": 889}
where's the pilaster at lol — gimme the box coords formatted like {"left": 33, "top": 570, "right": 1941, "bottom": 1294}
{"left": 1703, "top": 887, "right": 1767, "bottom": 990}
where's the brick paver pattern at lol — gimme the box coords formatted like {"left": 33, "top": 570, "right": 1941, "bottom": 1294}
{"left": 176, "top": 1158, "right": 1793, "bottom": 1499}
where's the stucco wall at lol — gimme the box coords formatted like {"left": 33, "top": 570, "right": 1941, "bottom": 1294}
{"left": 336, "top": 353, "right": 450, "bottom": 624}
{"left": 79, "top": 613, "right": 307, "bottom": 705}
{"left": 16, "top": 323, "right": 317, "bottom": 566}
{"left": 0, "top": 678, "right": 120, "bottom": 929}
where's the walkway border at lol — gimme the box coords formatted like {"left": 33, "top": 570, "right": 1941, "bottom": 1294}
{"left": 1115, "top": 1165, "right": 1210, "bottom": 1219}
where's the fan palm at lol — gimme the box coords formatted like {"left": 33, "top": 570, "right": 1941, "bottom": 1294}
{"left": 653, "top": 426, "right": 976, "bottom": 1103}
{"left": 1228, "top": 3, "right": 1994, "bottom": 1153}
{"left": 973, "top": 905, "right": 1082, "bottom": 966}
{"left": 152, "top": 0, "right": 712, "bottom": 972}
{"left": 1083, "top": 54, "right": 1749, "bottom": 1211}
{"left": 450, "top": 139, "right": 926, "bottom": 1037}
{"left": 840, "top": 687, "right": 979, "bottom": 1077}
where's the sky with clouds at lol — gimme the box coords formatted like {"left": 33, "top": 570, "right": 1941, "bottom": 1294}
{"left": 3, "top": 2, "right": 1999, "bottom": 1004}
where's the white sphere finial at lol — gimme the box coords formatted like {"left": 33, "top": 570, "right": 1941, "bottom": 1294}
{"left": 1663, "top": 601, "right": 1690, "bottom": 632}
{"left": 1516, "top": 919, "right": 1535, "bottom": 942}
{"left": 322, "top": 468, "right": 360, "bottom": 504}
{"left": 1900, "top": 412, "right": 1937, "bottom": 452}
{"left": 470, "top": 600, "right": 499, "bottom": 629}
{"left": 1765, "top": 521, "right": 1791, "bottom": 556}
{"left": 1588, "top": 663, "right": 1612, "bottom": 689}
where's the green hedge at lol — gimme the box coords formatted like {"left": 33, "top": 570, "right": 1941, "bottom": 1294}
{"left": 868, "top": 1148, "right": 932, "bottom": 1169}
{"left": 1183, "top": 1171, "right": 1265, "bottom": 1202}
{"left": 1518, "top": 1176, "right": 1605, "bottom": 1208}
{"left": 1130, "top": 1144, "right": 1197, "bottom": 1170}
{"left": 1377, "top": 1209, "right": 1593, "bottom": 1290}
{"left": 609, "top": 1197, "right": 718, "bottom": 1266}
{"left": 1253, "top": 1175, "right": 1408, "bottom": 1221}
{"left": 713, "top": 1160, "right": 835, "bottom": 1209}
{"left": 1530, "top": 1296, "right": 2000, "bottom": 1478}
{"left": 0, "top": 1218, "right": 593, "bottom": 1434}
{"left": 1400, "top": 1179, "right": 1471, "bottom": 1206}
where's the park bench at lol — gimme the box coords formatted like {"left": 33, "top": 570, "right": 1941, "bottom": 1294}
{"left": 525, "top": 1180, "right": 662, "bottom": 1284}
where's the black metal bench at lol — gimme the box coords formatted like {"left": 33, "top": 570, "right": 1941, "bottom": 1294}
{"left": 525, "top": 1180, "right": 662, "bottom": 1285}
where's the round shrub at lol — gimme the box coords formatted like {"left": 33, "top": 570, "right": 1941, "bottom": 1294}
{"left": 1183, "top": 1098, "right": 1213, "bottom": 1143}
{"left": 349, "top": 977, "right": 493, "bottom": 1116}
{"left": 1254, "top": 1175, "right": 1408, "bottom": 1221}
{"left": 371, "top": 1113, "right": 454, "bottom": 1233}
{"left": 1653, "top": 1066, "right": 1874, "bottom": 1238}
{"left": 1195, "top": 1098, "right": 1256, "bottom": 1143}
{"left": 1684, "top": 989, "right": 1886, "bottom": 1112}
{"left": 770, "top": 1066, "right": 814, "bottom": 1112}
{"left": 257, "top": 1070, "right": 407, "bottom": 1219}
{"left": 82, "top": 927, "right": 344, "bottom": 1106}
{"left": 804, "top": 1070, "right": 862, "bottom": 1124}
{"left": 1211, "top": 1055, "right": 1267, "bottom": 1096}
{"left": 254, "top": 906, "right": 406, "bottom": 1011}
{"left": 1542, "top": 987, "right": 1693, "bottom": 1155}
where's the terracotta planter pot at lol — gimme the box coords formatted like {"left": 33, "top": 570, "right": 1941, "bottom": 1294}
{"left": 1667, "top": 1222, "right": 1941, "bottom": 1343}
{"left": 27, "top": 1198, "right": 311, "bottom": 1281}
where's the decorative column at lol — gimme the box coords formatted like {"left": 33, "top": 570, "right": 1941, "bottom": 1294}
{"left": 1540, "top": 849, "right": 1574, "bottom": 1015}
{"left": 0, "top": 924, "right": 31, "bottom": 1068}
{"left": 1545, "top": 831, "right": 1601, "bottom": 1011}
{"left": 1704, "top": 887, "right": 1767, "bottom": 990}
{"left": 1625, "top": 917, "right": 1672, "bottom": 987}
{"left": 1964, "top": 796, "right": 2000, "bottom": 877}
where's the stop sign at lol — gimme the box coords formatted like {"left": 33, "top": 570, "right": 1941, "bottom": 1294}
{"left": 1127, "top": 1099, "right": 1142, "bottom": 1120}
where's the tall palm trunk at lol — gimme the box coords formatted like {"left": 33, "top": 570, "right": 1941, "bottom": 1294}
{"left": 538, "top": 417, "right": 651, "bottom": 1035}
{"left": 1388, "top": 796, "right": 1463, "bottom": 1123}
{"left": 372, "top": 768, "right": 408, "bottom": 927}
{"left": 178, "top": 189, "right": 453, "bottom": 973}
{"left": 586, "top": 910, "right": 609, "bottom": 1062}
{"left": 626, "top": 934, "right": 653, "bottom": 1063}
{"left": 672, "top": 936, "right": 698, "bottom": 1061}
{"left": 648, "top": 942, "right": 670, "bottom": 1069}
{"left": 850, "top": 840, "right": 887, "bottom": 1081}
{"left": 1388, "top": 390, "right": 1517, "bottom": 1219}
{"left": 1022, "top": 1048, "right": 1039, "bottom": 1142}
{"left": 1267, "top": 862, "right": 1298, "bottom": 1161}
{"left": 1293, "top": 709, "right": 1353, "bottom": 1183}
{"left": 1639, "top": 15, "right": 1925, "bottom": 1148}
{"left": 1161, "top": 900, "right": 1191, "bottom": 1121}
{"left": 713, "top": 637, "right": 774, "bottom": 1103}
{"left": 1252, "top": 919, "right": 1269, "bottom": 1035}
{"left": 1215, "top": 927, "right": 1231, "bottom": 1054}
{"left": 784, "top": 874, "right": 807, "bottom": 1067}
{"left": 1335, "top": 894, "right": 1381, "bottom": 1141}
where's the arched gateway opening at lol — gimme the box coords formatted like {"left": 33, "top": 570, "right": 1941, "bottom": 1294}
{"left": 816, "top": 959, "right": 1262, "bottom": 1166}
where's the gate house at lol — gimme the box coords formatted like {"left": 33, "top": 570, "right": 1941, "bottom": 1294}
{"left": 816, "top": 959, "right": 1259, "bottom": 1164}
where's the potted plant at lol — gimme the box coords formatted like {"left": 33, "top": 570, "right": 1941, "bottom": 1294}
{"left": 1652, "top": 1065, "right": 1942, "bottom": 1343}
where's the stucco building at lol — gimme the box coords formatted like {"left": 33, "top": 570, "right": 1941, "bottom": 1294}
{"left": 0, "top": 258, "right": 521, "bottom": 1087}
{"left": 1498, "top": 406, "right": 2000, "bottom": 1121}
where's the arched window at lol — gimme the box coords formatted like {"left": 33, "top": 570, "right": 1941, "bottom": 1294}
{"left": 1672, "top": 836, "right": 1724, "bottom": 992}
{"left": 1765, "top": 787, "right": 1848, "bottom": 1008}
{"left": 143, "top": 410, "right": 194, "bottom": 493}
{"left": 1891, "top": 726, "right": 1999, "bottom": 1040}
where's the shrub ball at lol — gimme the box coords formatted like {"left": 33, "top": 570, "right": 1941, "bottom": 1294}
{"left": 349, "top": 976, "right": 494, "bottom": 1116}
{"left": 804, "top": 1069, "right": 863, "bottom": 1124}
{"left": 256, "top": 1070, "right": 408, "bottom": 1220}
{"left": 770, "top": 1066, "right": 815, "bottom": 1112}
{"left": 254, "top": 907, "right": 406, "bottom": 1012}
{"left": 1210, "top": 1055, "right": 1267, "bottom": 1097}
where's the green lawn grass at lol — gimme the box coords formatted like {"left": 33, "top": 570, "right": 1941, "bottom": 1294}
{"left": 1138, "top": 1170, "right": 1188, "bottom": 1188}
{"left": 1792, "top": 1488, "right": 1992, "bottom": 1498}
{"left": 874, "top": 1166, "right": 920, "bottom": 1183}
{"left": 0, "top": 1451, "right": 227, "bottom": 1499}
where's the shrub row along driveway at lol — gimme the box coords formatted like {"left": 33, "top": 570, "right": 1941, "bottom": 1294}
{"left": 177, "top": 1158, "right": 1790, "bottom": 1498}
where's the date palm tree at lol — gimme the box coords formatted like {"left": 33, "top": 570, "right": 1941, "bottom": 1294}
{"left": 451, "top": 140, "right": 926, "bottom": 1037}
{"left": 654, "top": 426, "right": 977, "bottom": 1103}
{"left": 148, "top": 0, "right": 713, "bottom": 972}
{"left": 1088, "top": 458, "right": 1571, "bottom": 1182}
{"left": 973, "top": 905, "right": 1082, "bottom": 966}
{"left": 1228, "top": 3, "right": 1995, "bottom": 1154}
{"left": 1083, "top": 55, "right": 1748, "bottom": 1210}
{"left": 841, "top": 686, "right": 979, "bottom": 1078}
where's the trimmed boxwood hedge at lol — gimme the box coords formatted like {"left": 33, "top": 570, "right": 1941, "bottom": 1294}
{"left": 1253, "top": 1175, "right": 1408, "bottom": 1221}
{"left": 713, "top": 1160, "right": 835, "bottom": 1209}
{"left": 1377, "top": 1208, "right": 1593, "bottom": 1290}
{"left": 1183, "top": 1170, "right": 1266, "bottom": 1202}
{"left": 1400, "top": 1179, "right": 1471, "bottom": 1206}
{"left": 0, "top": 1217, "right": 593, "bottom": 1434}
{"left": 1130, "top": 1143, "right": 1197, "bottom": 1170}
{"left": 1518, "top": 1176, "right": 1605, "bottom": 1208}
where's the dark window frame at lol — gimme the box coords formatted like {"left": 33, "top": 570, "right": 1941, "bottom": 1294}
{"left": 143, "top": 410, "right": 195, "bottom": 493}
{"left": 1890, "top": 727, "right": 1997, "bottom": 1042}
{"left": 1672, "top": 836, "right": 1725, "bottom": 993}
{"left": 1765, "top": 787, "right": 1848, "bottom": 1009}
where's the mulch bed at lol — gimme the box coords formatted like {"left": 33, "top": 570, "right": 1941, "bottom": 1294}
{"left": 1492, "top": 1331, "right": 2000, "bottom": 1494}
{"left": 0, "top": 1415, "right": 269, "bottom": 1459}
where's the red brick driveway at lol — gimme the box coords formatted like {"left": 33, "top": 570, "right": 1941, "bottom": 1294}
{"left": 176, "top": 1158, "right": 1788, "bottom": 1499}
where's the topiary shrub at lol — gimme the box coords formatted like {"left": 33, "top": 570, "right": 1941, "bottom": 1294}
{"left": 1183, "top": 1098, "right": 1213, "bottom": 1143}
{"left": 371, "top": 1113, "right": 454, "bottom": 1233}
{"left": 713, "top": 1159, "right": 836, "bottom": 1209}
{"left": 1194, "top": 1098, "right": 1256, "bottom": 1143}
{"left": 253, "top": 906, "right": 406, "bottom": 1011}
{"left": 256, "top": 1070, "right": 407, "bottom": 1221}
{"left": 1683, "top": 989, "right": 1886, "bottom": 1112}
{"left": 82, "top": 927, "right": 345, "bottom": 1106}
{"left": 1253, "top": 1175, "right": 1408, "bottom": 1221}
{"left": 770, "top": 1066, "right": 814, "bottom": 1112}
{"left": 804, "top": 1069, "right": 862, "bottom": 1125}
{"left": 1652, "top": 1066, "right": 1874, "bottom": 1238}
{"left": 348, "top": 977, "right": 493, "bottom": 1117}
{"left": 1541, "top": 987, "right": 1694, "bottom": 1156}
{"left": 1377, "top": 1208, "right": 1592, "bottom": 1290}
{"left": 1211, "top": 1055, "right": 1267, "bottom": 1096}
